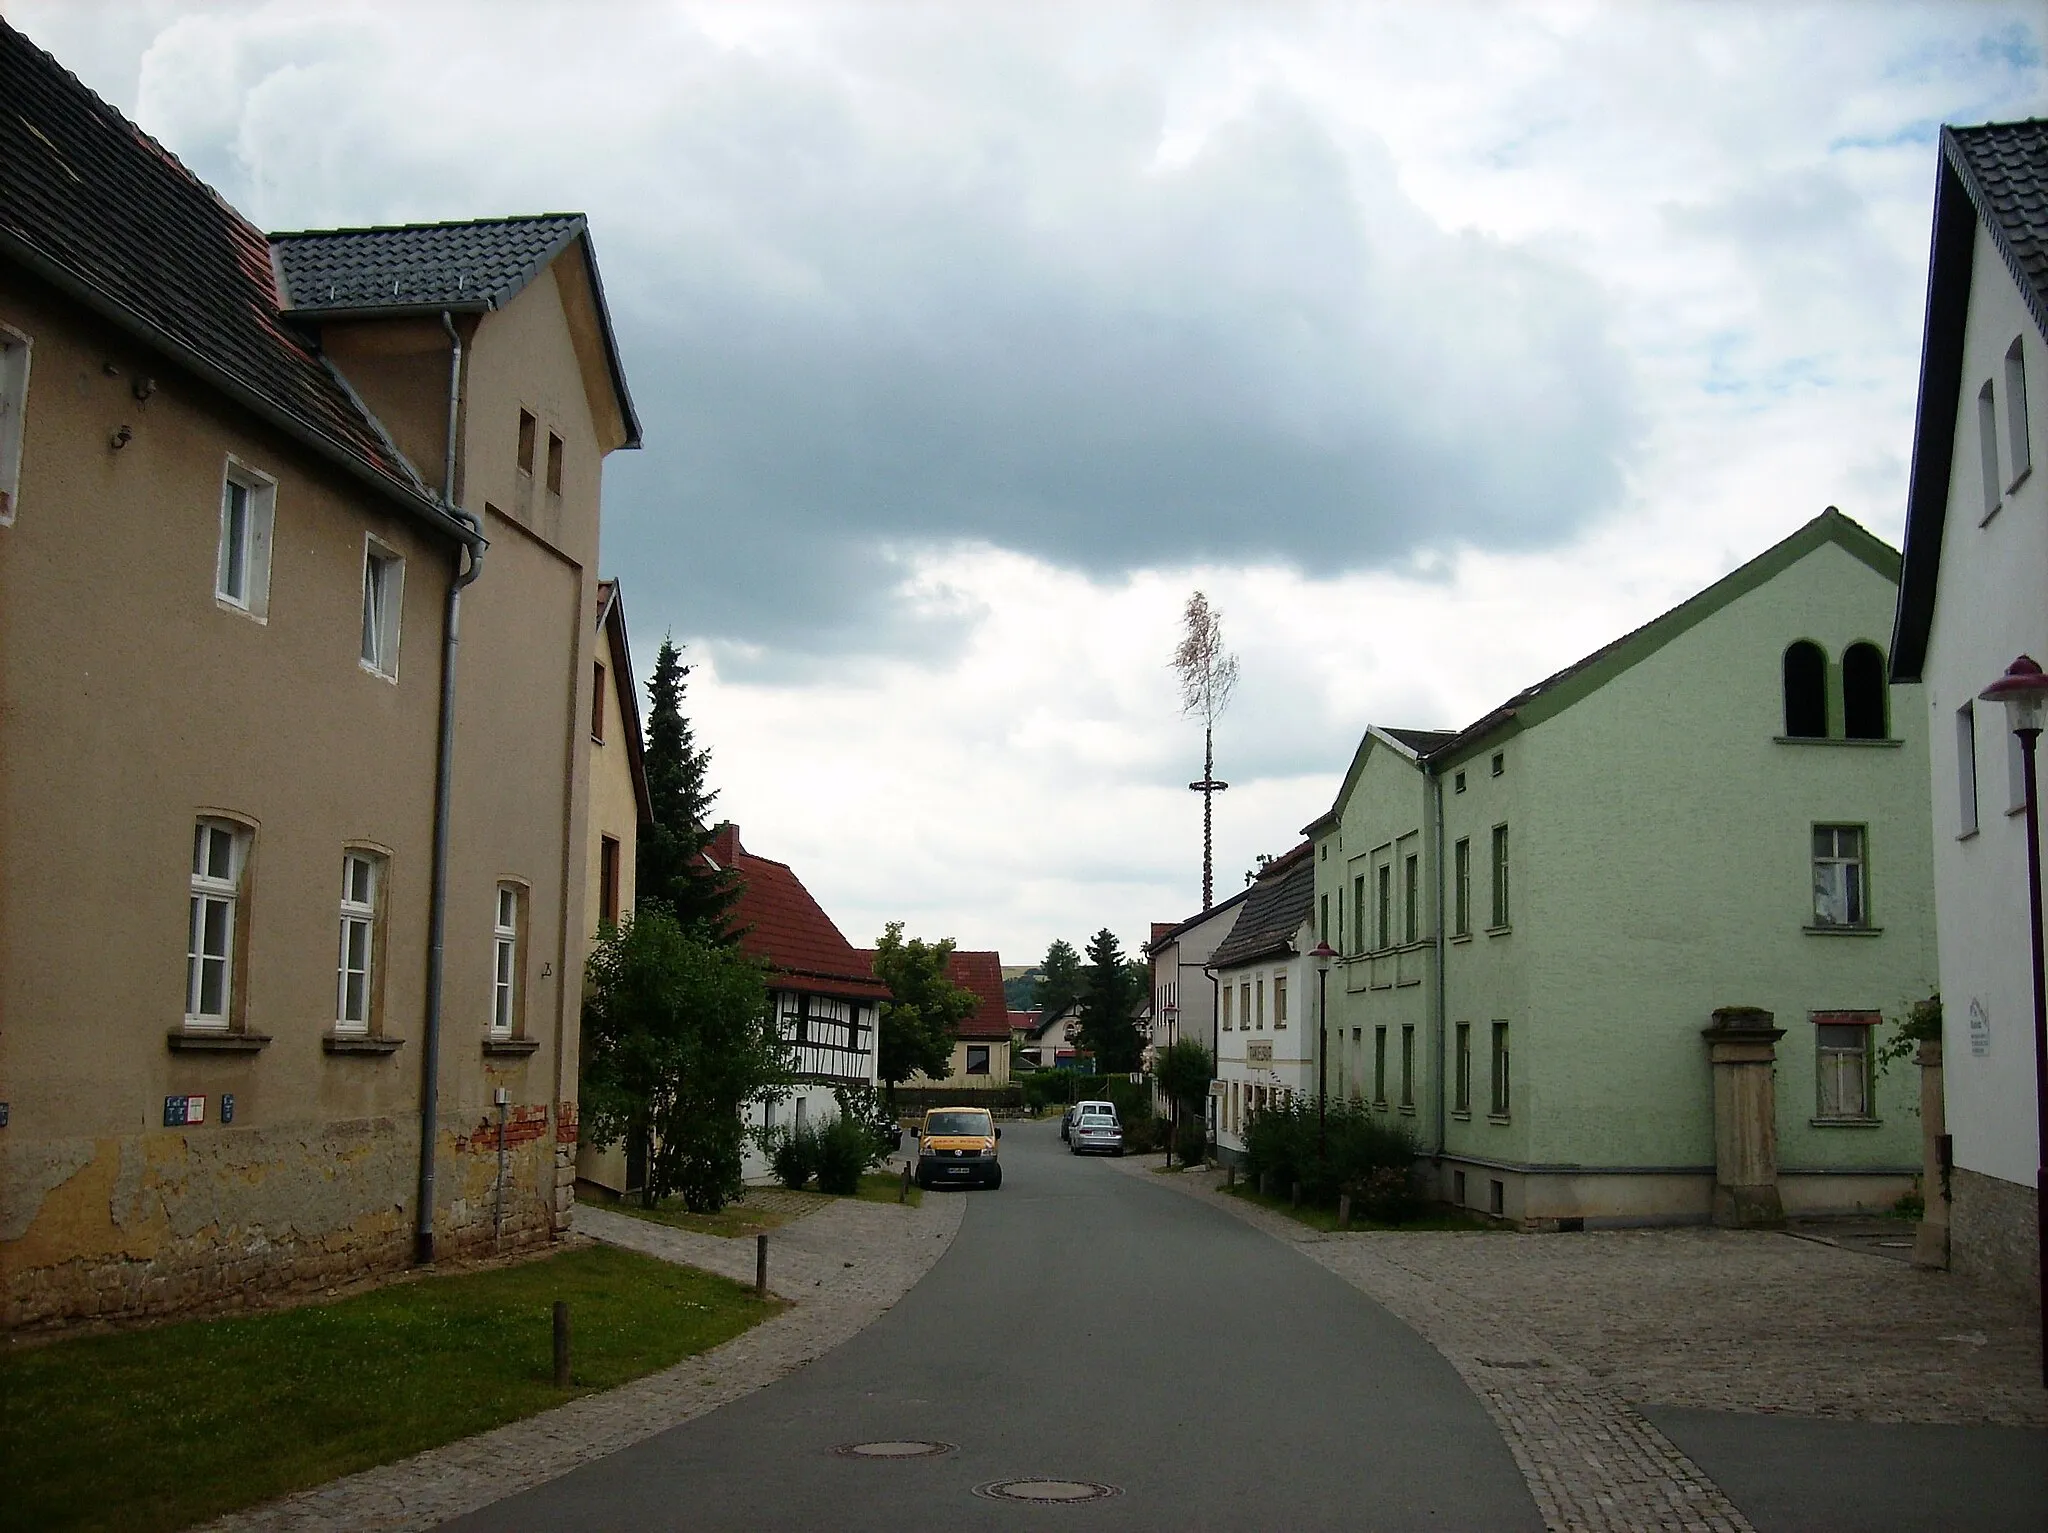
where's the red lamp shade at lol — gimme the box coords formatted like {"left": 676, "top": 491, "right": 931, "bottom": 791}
{"left": 1308, "top": 940, "right": 1337, "bottom": 973}
{"left": 1981, "top": 655, "right": 2048, "bottom": 736}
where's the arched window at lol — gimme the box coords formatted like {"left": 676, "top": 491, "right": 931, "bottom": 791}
{"left": 1843, "top": 642, "right": 1888, "bottom": 740}
{"left": 1783, "top": 641, "right": 1827, "bottom": 738}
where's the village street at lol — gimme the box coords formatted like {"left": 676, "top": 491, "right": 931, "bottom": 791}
{"left": 438, "top": 1120, "right": 2045, "bottom": 1533}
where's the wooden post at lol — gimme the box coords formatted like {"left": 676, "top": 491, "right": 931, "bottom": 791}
{"left": 1225, "top": 1164, "right": 1235, "bottom": 1189}
{"left": 1338, "top": 1193, "right": 1352, "bottom": 1230}
{"left": 755, "top": 1233, "right": 769, "bottom": 1299}
{"left": 552, "top": 1301, "right": 570, "bottom": 1388}
{"left": 900, "top": 1162, "right": 912, "bottom": 1203}
{"left": 1290, "top": 1180, "right": 1302, "bottom": 1208}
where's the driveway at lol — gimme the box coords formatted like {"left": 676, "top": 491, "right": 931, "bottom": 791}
{"left": 444, "top": 1116, "right": 1541, "bottom": 1531}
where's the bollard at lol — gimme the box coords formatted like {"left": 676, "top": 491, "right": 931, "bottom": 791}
{"left": 1290, "top": 1181, "right": 1302, "bottom": 1208}
{"left": 1259, "top": 1171, "right": 1271, "bottom": 1198}
{"left": 1338, "top": 1193, "right": 1352, "bottom": 1230}
{"left": 1225, "top": 1164, "right": 1236, "bottom": 1190}
{"left": 900, "top": 1162, "right": 912, "bottom": 1203}
{"left": 755, "top": 1233, "right": 769, "bottom": 1299}
{"left": 552, "top": 1300, "right": 571, "bottom": 1388}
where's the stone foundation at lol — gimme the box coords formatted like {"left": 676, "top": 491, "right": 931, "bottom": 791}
{"left": 2, "top": 1107, "right": 573, "bottom": 1331}
{"left": 1951, "top": 1165, "right": 2040, "bottom": 1306}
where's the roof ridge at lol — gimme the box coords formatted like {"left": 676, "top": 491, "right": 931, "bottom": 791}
{"left": 268, "top": 212, "right": 585, "bottom": 241}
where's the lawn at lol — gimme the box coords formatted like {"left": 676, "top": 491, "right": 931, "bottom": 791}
{"left": 2, "top": 1243, "right": 781, "bottom": 1533}
{"left": 1220, "top": 1180, "right": 1503, "bottom": 1233}
{"left": 586, "top": 1171, "right": 919, "bottom": 1235}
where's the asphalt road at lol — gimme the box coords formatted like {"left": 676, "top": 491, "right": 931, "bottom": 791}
{"left": 448, "top": 1116, "right": 1542, "bottom": 1531}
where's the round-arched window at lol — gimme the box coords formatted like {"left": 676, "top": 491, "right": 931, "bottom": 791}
{"left": 1843, "top": 642, "right": 1888, "bottom": 740}
{"left": 1783, "top": 641, "right": 1827, "bottom": 738}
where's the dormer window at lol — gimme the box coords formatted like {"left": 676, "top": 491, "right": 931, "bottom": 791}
{"left": 1783, "top": 641, "right": 1827, "bottom": 738}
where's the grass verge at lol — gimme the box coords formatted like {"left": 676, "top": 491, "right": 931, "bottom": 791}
{"left": 854, "top": 1170, "right": 922, "bottom": 1206}
{"left": 587, "top": 1171, "right": 920, "bottom": 1233}
{"left": 1220, "top": 1180, "right": 1503, "bottom": 1233}
{"left": 2, "top": 1243, "right": 781, "bottom": 1533}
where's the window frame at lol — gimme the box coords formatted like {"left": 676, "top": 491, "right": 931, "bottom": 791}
{"left": 1376, "top": 862, "right": 1392, "bottom": 950}
{"left": 598, "top": 834, "right": 622, "bottom": 930}
{"left": 1810, "top": 824, "right": 1869, "bottom": 930}
{"left": 1403, "top": 852, "right": 1419, "bottom": 945}
{"left": 186, "top": 818, "right": 249, "bottom": 1031}
{"left": 1813, "top": 1014, "right": 1877, "bottom": 1122}
{"left": 1454, "top": 1022, "right": 1472, "bottom": 1114}
{"left": 335, "top": 850, "right": 385, "bottom": 1035}
{"left": 1352, "top": 874, "right": 1365, "bottom": 954}
{"left": 360, "top": 536, "right": 405, "bottom": 681}
{"left": 1956, "top": 702, "right": 1980, "bottom": 837}
{"left": 517, "top": 409, "right": 537, "bottom": 477}
{"left": 1782, "top": 640, "right": 1828, "bottom": 738}
{"left": 491, "top": 882, "right": 526, "bottom": 1036}
{"left": 546, "top": 431, "right": 565, "bottom": 495}
{"left": 1841, "top": 642, "right": 1888, "bottom": 741}
{"left": 1220, "top": 983, "right": 1232, "bottom": 1030}
{"left": 1489, "top": 823, "right": 1511, "bottom": 930}
{"left": 965, "top": 1043, "right": 992, "bottom": 1076}
{"left": 0, "top": 325, "right": 31, "bottom": 525}
{"left": 2005, "top": 337, "right": 2032, "bottom": 492}
{"left": 1978, "top": 379, "right": 2002, "bottom": 522}
{"left": 591, "top": 661, "right": 607, "bottom": 742}
{"left": 215, "top": 459, "right": 276, "bottom": 620}
{"left": 1489, "top": 1021, "right": 1511, "bottom": 1119}
{"left": 1399, "top": 1024, "right": 1415, "bottom": 1108}
{"left": 1372, "top": 1026, "right": 1387, "bottom": 1106}
{"left": 1453, "top": 837, "right": 1471, "bottom": 937}
{"left": 1273, "top": 972, "right": 1287, "bottom": 1028}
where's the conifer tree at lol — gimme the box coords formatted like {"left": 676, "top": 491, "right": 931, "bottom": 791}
{"left": 1077, "top": 928, "right": 1145, "bottom": 1074}
{"left": 637, "top": 637, "right": 740, "bottom": 942}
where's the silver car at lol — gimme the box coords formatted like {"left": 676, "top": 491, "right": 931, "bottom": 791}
{"left": 1068, "top": 1101, "right": 1123, "bottom": 1156}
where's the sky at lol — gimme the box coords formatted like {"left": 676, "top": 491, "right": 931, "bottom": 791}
{"left": 13, "top": 0, "right": 2046, "bottom": 968}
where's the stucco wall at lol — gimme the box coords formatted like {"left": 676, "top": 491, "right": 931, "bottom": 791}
{"left": 0, "top": 252, "right": 611, "bottom": 1325}
{"left": 1921, "top": 224, "right": 2048, "bottom": 1192}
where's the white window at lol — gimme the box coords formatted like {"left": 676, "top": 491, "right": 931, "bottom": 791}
{"left": 1816, "top": 1022, "right": 1872, "bottom": 1119}
{"left": 336, "top": 852, "right": 381, "bottom": 1033}
{"left": 491, "top": 884, "right": 522, "bottom": 1034}
{"left": 1812, "top": 825, "right": 1867, "bottom": 928}
{"left": 186, "top": 820, "right": 246, "bottom": 1028}
{"left": 1956, "top": 702, "right": 1979, "bottom": 836}
{"left": 1978, "top": 380, "right": 2002, "bottom": 521}
{"left": 1255, "top": 977, "right": 1265, "bottom": 1028}
{"left": 2006, "top": 337, "right": 2032, "bottom": 490}
{"left": 1220, "top": 985, "right": 1232, "bottom": 1030}
{"left": 215, "top": 462, "right": 275, "bottom": 617}
{"left": 360, "top": 539, "right": 404, "bottom": 679}
{"left": 1241, "top": 982, "right": 1253, "bottom": 1031}
{"left": 1273, "top": 973, "right": 1287, "bottom": 1028}
{"left": 0, "top": 325, "right": 29, "bottom": 524}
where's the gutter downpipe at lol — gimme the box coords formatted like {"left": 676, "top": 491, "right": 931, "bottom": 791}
{"left": 1427, "top": 756, "right": 1448, "bottom": 1168}
{"left": 416, "top": 312, "right": 488, "bottom": 1265}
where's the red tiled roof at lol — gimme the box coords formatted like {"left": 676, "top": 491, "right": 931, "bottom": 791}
{"left": 1007, "top": 1011, "right": 1038, "bottom": 1035}
{"left": 704, "top": 826, "right": 889, "bottom": 1001}
{"left": 946, "top": 950, "right": 1012, "bottom": 1040}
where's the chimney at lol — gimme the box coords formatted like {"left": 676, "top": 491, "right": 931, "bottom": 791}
{"left": 706, "top": 822, "right": 740, "bottom": 869}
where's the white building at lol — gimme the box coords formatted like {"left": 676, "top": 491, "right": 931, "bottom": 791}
{"left": 1210, "top": 842, "right": 1318, "bottom": 1166}
{"left": 1890, "top": 119, "right": 2048, "bottom": 1300}
{"left": 1144, "top": 889, "right": 1252, "bottom": 1130}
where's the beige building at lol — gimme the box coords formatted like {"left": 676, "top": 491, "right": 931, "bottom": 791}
{"left": 0, "top": 23, "right": 641, "bottom": 1326}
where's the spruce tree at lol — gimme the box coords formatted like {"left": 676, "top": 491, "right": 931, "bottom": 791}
{"left": 638, "top": 637, "right": 740, "bottom": 942}
{"left": 1077, "top": 928, "right": 1145, "bottom": 1074}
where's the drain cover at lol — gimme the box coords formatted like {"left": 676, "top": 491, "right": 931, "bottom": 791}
{"left": 975, "top": 1478, "right": 1122, "bottom": 1504}
{"left": 832, "top": 1440, "right": 954, "bottom": 1459}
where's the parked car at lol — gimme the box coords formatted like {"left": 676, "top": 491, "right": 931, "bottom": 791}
{"left": 914, "top": 1106, "right": 1003, "bottom": 1190}
{"left": 1068, "top": 1101, "right": 1123, "bottom": 1157}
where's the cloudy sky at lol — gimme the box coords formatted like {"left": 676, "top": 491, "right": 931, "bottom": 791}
{"left": 15, "top": 1, "right": 2046, "bottom": 967}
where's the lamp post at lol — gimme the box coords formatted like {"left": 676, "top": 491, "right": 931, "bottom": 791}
{"left": 1980, "top": 654, "right": 2048, "bottom": 1389}
{"left": 1311, "top": 941, "right": 1337, "bottom": 1163}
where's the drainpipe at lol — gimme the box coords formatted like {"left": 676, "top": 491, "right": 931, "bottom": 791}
{"left": 1427, "top": 757, "right": 1448, "bottom": 1163}
{"left": 416, "top": 311, "right": 488, "bottom": 1266}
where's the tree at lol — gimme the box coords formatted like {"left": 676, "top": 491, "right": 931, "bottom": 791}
{"left": 1032, "top": 938, "right": 1083, "bottom": 1019}
{"left": 581, "top": 906, "right": 789, "bottom": 1211}
{"left": 872, "top": 921, "right": 980, "bottom": 1109}
{"left": 637, "top": 637, "right": 741, "bottom": 942}
{"left": 1172, "top": 591, "right": 1239, "bottom": 910}
{"left": 1076, "top": 928, "right": 1145, "bottom": 1075}
{"left": 1156, "top": 1037, "right": 1214, "bottom": 1168}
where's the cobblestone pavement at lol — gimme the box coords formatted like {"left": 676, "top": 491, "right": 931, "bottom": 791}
{"left": 1118, "top": 1157, "right": 2045, "bottom": 1532}
{"left": 202, "top": 1190, "right": 964, "bottom": 1533}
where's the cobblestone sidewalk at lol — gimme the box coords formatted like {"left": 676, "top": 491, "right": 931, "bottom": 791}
{"left": 1121, "top": 1158, "right": 2043, "bottom": 1531}
{"left": 202, "top": 1191, "right": 965, "bottom": 1533}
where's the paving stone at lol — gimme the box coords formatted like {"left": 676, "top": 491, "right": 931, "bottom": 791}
{"left": 199, "top": 1189, "right": 965, "bottom": 1533}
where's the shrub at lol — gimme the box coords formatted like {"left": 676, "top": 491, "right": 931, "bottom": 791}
{"left": 832, "top": 1082, "right": 901, "bottom": 1161}
{"left": 1244, "top": 1095, "right": 1419, "bottom": 1217}
{"left": 770, "top": 1123, "right": 819, "bottom": 1190}
{"left": 815, "top": 1112, "right": 877, "bottom": 1195}
{"left": 1174, "top": 1114, "right": 1208, "bottom": 1167}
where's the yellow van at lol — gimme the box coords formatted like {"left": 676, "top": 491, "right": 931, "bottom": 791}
{"left": 914, "top": 1106, "right": 1003, "bottom": 1190}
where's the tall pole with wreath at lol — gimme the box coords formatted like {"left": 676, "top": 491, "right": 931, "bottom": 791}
{"left": 1172, "top": 591, "right": 1239, "bottom": 911}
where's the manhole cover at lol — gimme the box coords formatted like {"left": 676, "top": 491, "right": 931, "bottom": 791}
{"left": 975, "top": 1478, "right": 1122, "bottom": 1504}
{"left": 832, "top": 1440, "right": 954, "bottom": 1459}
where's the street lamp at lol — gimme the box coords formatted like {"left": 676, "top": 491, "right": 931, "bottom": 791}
{"left": 1311, "top": 941, "right": 1337, "bottom": 1162}
{"left": 1980, "top": 654, "right": 2048, "bottom": 1389}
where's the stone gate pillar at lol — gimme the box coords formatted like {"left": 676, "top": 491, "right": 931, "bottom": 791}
{"left": 1702, "top": 1006, "right": 1786, "bottom": 1228}
{"left": 1912, "top": 1040, "right": 1950, "bottom": 1269}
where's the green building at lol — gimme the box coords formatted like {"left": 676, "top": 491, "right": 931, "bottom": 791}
{"left": 1307, "top": 510, "right": 1936, "bottom": 1226}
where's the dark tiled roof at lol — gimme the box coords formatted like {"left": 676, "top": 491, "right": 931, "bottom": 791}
{"left": 706, "top": 825, "right": 890, "bottom": 1001}
{"left": 272, "top": 215, "right": 585, "bottom": 315}
{"left": 1892, "top": 120, "right": 2048, "bottom": 680}
{"left": 1381, "top": 727, "right": 1456, "bottom": 755}
{"left": 1208, "top": 842, "right": 1315, "bottom": 970}
{"left": 1948, "top": 119, "right": 2048, "bottom": 337}
{"left": 945, "top": 951, "right": 1013, "bottom": 1041}
{"left": 0, "top": 19, "right": 447, "bottom": 527}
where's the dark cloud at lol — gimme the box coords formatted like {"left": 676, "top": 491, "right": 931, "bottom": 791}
{"left": 595, "top": 83, "right": 1642, "bottom": 652}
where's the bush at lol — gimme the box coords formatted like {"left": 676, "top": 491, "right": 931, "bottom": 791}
{"left": 832, "top": 1082, "right": 901, "bottom": 1161}
{"left": 1174, "top": 1114, "right": 1208, "bottom": 1167}
{"left": 815, "top": 1112, "right": 878, "bottom": 1195}
{"left": 1244, "top": 1095, "right": 1418, "bottom": 1216}
{"left": 770, "top": 1123, "right": 819, "bottom": 1190}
